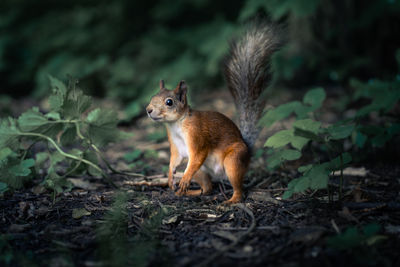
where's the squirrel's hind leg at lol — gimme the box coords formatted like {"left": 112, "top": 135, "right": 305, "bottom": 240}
{"left": 222, "top": 143, "right": 249, "bottom": 204}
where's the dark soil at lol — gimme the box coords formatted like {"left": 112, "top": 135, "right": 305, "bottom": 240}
{"left": 1, "top": 91, "right": 400, "bottom": 267}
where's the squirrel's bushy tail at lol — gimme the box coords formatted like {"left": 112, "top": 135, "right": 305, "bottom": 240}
{"left": 224, "top": 22, "right": 281, "bottom": 148}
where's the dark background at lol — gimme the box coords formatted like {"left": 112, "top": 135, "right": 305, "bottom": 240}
{"left": 1, "top": 0, "right": 399, "bottom": 118}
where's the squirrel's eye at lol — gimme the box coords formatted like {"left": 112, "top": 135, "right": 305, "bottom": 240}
{"left": 165, "top": 99, "right": 173, "bottom": 106}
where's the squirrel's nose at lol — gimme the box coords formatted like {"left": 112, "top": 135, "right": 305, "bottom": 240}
{"left": 147, "top": 108, "right": 153, "bottom": 114}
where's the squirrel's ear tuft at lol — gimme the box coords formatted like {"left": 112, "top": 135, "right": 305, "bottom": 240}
{"left": 159, "top": 80, "right": 165, "bottom": 91}
{"left": 178, "top": 80, "right": 187, "bottom": 90}
{"left": 174, "top": 80, "right": 187, "bottom": 104}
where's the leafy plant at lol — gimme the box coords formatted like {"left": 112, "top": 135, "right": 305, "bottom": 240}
{"left": 0, "top": 76, "right": 127, "bottom": 197}
{"left": 262, "top": 72, "right": 400, "bottom": 199}
{"left": 327, "top": 223, "right": 386, "bottom": 250}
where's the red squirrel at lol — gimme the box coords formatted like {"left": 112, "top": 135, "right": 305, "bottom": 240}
{"left": 146, "top": 23, "right": 280, "bottom": 204}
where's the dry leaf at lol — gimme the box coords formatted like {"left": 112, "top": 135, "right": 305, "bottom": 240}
{"left": 67, "top": 178, "right": 99, "bottom": 190}
{"left": 162, "top": 215, "right": 178, "bottom": 224}
{"left": 72, "top": 208, "right": 91, "bottom": 219}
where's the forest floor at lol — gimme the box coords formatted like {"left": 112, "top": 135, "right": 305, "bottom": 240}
{"left": 1, "top": 90, "right": 400, "bottom": 267}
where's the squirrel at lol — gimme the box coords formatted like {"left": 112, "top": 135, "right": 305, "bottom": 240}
{"left": 146, "top": 23, "right": 280, "bottom": 204}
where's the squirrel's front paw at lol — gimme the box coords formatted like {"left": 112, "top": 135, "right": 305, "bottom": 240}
{"left": 176, "top": 178, "right": 190, "bottom": 196}
{"left": 168, "top": 178, "right": 176, "bottom": 191}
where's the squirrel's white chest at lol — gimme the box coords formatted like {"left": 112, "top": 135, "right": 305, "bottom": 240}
{"left": 167, "top": 122, "right": 224, "bottom": 178}
{"left": 167, "top": 123, "right": 188, "bottom": 158}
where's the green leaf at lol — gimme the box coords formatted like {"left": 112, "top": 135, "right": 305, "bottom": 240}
{"left": 49, "top": 75, "right": 67, "bottom": 95}
{"left": 327, "top": 223, "right": 383, "bottom": 250}
{"left": 1, "top": 157, "right": 35, "bottom": 189}
{"left": 370, "top": 134, "right": 389, "bottom": 147}
{"left": 293, "top": 174, "right": 310, "bottom": 193}
{"left": 45, "top": 111, "right": 61, "bottom": 121}
{"left": 303, "top": 87, "right": 326, "bottom": 110}
{"left": 0, "top": 182, "right": 8, "bottom": 194}
{"left": 34, "top": 152, "right": 49, "bottom": 171}
{"left": 280, "top": 149, "right": 301, "bottom": 160}
{"left": 327, "top": 124, "right": 355, "bottom": 140}
{"left": 293, "top": 127, "right": 323, "bottom": 142}
{"left": 62, "top": 89, "right": 92, "bottom": 119}
{"left": 282, "top": 189, "right": 294, "bottom": 200}
{"left": 48, "top": 75, "right": 67, "bottom": 111}
{"left": 86, "top": 108, "right": 121, "bottom": 146}
{"left": 0, "top": 147, "right": 15, "bottom": 161}
{"left": 84, "top": 150, "right": 102, "bottom": 178}
{"left": 327, "top": 227, "right": 362, "bottom": 250}
{"left": 265, "top": 129, "right": 309, "bottom": 150}
{"left": 324, "top": 153, "right": 352, "bottom": 171}
{"left": 290, "top": 135, "right": 309, "bottom": 150}
{"left": 259, "top": 101, "right": 302, "bottom": 128}
{"left": 9, "top": 159, "right": 35, "bottom": 176}
{"left": 283, "top": 177, "right": 299, "bottom": 199}
{"left": 47, "top": 151, "right": 65, "bottom": 175}
{"left": 354, "top": 131, "right": 367, "bottom": 148}
{"left": 18, "top": 108, "right": 50, "bottom": 132}
{"left": 44, "top": 171, "right": 72, "bottom": 194}
{"left": 60, "top": 125, "right": 77, "bottom": 146}
{"left": 308, "top": 165, "right": 329, "bottom": 189}
{"left": 123, "top": 149, "right": 142, "bottom": 162}
{"left": 293, "top": 119, "right": 321, "bottom": 133}
{"left": 76, "top": 94, "right": 92, "bottom": 115}
{"left": 363, "top": 223, "right": 381, "bottom": 238}
{"left": 284, "top": 163, "right": 330, "bottom": 198}
{"left": 265, "top": 130, "right": 292, "bottom": 148}
{"left": 298, "top": 164, "right": 312, "bottom": 173}
{"left": 0, "top": 118, "right": 20, "bottom": 149}
{"left": 267, "top": 149, "right": 301, "bottom": 169}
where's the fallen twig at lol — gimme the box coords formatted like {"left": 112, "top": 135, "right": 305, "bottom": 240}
{"left": 122, "top": 173, "right": 183, "bottom": 187}
{"left": 195, "top": 204, "right": 256, "bottom": 267}
{"left": 343, "top": 202, "right": 400, "bottom": 211}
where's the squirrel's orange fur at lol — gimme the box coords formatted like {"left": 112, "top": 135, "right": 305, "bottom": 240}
{"left": 146, "top": 23, "right": 280, "bottom": 204}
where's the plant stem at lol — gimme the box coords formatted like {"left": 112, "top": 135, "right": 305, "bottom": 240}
{"left": 74, "top": 122, "right": 145, "bottom": 178}
{"left": 18, "top": 131, "right": 117, "bottom": 188}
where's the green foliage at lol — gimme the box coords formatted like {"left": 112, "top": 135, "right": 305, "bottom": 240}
{"left": 259, "top": 88, "right": 326, "bottom": 127}
{"left": 0, "top": 76, "right": 124, "bottom": 194}
{"left": 86, "top": 108, "right": 120, "bottom": 147}
{"left": 0, "top": 147, "right": 35, "bottom": 189}
{"left": 1, "top": 0, "right": 399, "bottom": 119}
{"left": 123, "top": 149, "right": 142, "bottom": 162}
{"left": 263, "top": 76, "right": 400, "bottom": 199}
{"left": 351, "top": 78, "right": 400, "bottom": 117}
{"left": 327, "top": 223, "right": 385, "bottom": 250}
{"left": 283, "top": 153, "right": 352, "bottom": 199}
{"left": 266, "top": 149, "right": 302, "bottom": 169}
{"left": 240, "top": 0, "right": 322, "bottom": 21}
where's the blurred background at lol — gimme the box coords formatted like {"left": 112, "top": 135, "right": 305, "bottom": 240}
{"left": 1, "top": 0, "right": 399, "bottom": 119}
